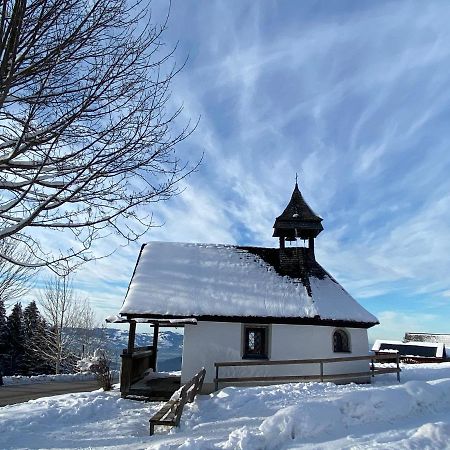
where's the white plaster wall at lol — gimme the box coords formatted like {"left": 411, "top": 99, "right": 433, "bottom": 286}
{"left": 181, "top": 321, "right": 241, "bottom": 384}
{"left": 270, "top": 324, "right": 370, "bottom": 377}
{"left": 182, "top": 321, "right": 371, "bottom": 390}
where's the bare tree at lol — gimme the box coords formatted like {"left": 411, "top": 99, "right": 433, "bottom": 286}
{"left": 0, "top": 239, "right": 36, "bottom": 307}
{"left": 0, "top": 0, "right": 195, "bottom": 273}
{"left": 38, "top": 274, "right": 95, "bottom": 373}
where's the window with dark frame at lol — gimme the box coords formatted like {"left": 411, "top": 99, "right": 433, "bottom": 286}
{"left": 333, "top": 329, "right": 350, "bottom": 353}
{"left": 243, "top": 326, "right": 268, "bottom": 359}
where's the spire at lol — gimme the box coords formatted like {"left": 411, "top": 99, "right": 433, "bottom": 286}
{"left": 273, "top": 181, "right": 323, "bottom": 246}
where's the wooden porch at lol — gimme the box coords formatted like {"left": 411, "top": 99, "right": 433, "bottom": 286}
{"left": 127, "top": 373, "right": 181, "bottom": 400}
{"left": 117, "top": 319, "right": 193, "bottom": 400}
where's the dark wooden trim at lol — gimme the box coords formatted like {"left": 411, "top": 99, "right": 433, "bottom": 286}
{"left": 123, "top": 313, "right": 378, "bottom": 329}
{"left": 127, "top": 321, "right": 136, "bottom": 354}
{"left": 152, "top": 323, "right": 159, "bottom": 371}
{"left": 108, "top": 317, "right": 195, "bottom": 326}
{"left": 121, "top": 349, "right": 154, "bottom": 360}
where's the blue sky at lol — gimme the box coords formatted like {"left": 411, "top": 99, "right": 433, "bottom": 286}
{"left": 34, "top": 0, "right": 450, "bottom": 342}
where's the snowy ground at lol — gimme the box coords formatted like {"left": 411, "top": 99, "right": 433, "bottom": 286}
{"left": 3, "top": 373, "right": 97, "bottom": 386}
{"left": 3, "top": 371, "right": 120, "bottom": 386}
{"left": 1, "top": 363, "right": 450, "bottom": 449}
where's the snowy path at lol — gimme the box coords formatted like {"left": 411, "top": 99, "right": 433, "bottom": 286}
{"left": 0, "top": 380, "right": 101, "bottom": 406}
{"left": 0, "top": 364, "right": 449, "bottom": 449}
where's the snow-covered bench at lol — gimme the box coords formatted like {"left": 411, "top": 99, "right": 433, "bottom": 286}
{"left": 149, "top": 367, "right": 205, "bottom": 436}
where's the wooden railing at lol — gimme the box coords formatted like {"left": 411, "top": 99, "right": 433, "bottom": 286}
{"left": 214, "top": 353, "right": 400, "bottom": 391}
{"left": 149, "top": 367, "right": 206, "bottom": 435}
{"left": 120, "top": 346, "right": 155, "bottom": 395}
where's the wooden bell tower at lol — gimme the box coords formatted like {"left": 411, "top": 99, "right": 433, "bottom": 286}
{"left": 272, "top": 181, "right": 323, "bottom": 257}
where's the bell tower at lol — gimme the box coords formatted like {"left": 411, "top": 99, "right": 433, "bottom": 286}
{"left": 272, "top": 181, "right": 323, "bottom": 257}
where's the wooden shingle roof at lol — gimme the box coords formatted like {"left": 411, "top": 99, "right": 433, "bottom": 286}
{"left": 273, "top": 183, "right": 323, "bottom": 239}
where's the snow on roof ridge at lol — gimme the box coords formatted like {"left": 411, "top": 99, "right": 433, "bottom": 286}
{"left": 406, "top": 332, "right": 450, "bottom": 336}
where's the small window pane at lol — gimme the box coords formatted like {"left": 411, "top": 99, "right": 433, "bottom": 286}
{"left": 248, "top": 331, "right": 255, "bottom": 350}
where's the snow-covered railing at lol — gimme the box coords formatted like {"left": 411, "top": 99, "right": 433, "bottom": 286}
{"left": 149, "top": 367, "right": 205, "bottom": 435}
{"left": 214, "top": 353, "right": 400, "bottom": 391}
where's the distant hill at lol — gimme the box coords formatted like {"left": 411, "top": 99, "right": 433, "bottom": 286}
{"left": 100, "top": 328, "right": 183, "bottom": 372}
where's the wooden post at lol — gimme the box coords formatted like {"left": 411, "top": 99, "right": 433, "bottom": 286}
{"left": 396, "top": 353, "right": 400, "bottom": 382}
{"left": 214, "top": 365, "right": 219, "bottom": 392}
{"left": 371, "top": 358, "right": 375, "bottom": 377}
{"left": 128, "top": 320, "right": 136, "bottom": 354}
{"left": 279, "top": 237, "right": 285, "bottom": 249}
{"left": 152, "top": 322, "right": 159, "bottom": 370}
{"left": 309, "top": 238, "right": 315, "bottom": 257}
{"left": 320, "top": 361, "right": 323, "bottom": 382}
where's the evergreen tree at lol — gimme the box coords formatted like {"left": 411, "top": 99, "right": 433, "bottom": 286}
{"left": 23, "top": 301, "right": 50, "bottom": 375}
{"left": 0, "top": 299, "right": 7, "bottom": 375}
{"left": 6, "top": 302, "right": 24, "bottom": 375}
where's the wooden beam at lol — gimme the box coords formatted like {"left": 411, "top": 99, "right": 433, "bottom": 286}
{"left": 152, "top": 323, "right": 159, "bottom": 370}
{"left": 123, "top": 313, "right": 378, "bottom": 329}
{"left": 214, "top": 353, "right": 399, "bottom": 368}
{"left": 214, "top": 372, "right": 374, "bottom": 384}
{"left": 128, "top": 320, "right": 136, "bottom": 354}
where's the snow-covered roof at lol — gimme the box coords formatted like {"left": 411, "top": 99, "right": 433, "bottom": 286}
{"left": 119, "top": 242, "right": 378, "bottom": 327}
{"left": 404, "top": 333, "right": 450, "bottom": 346}
{"left": 372, "top": 340, "right": 446, "bottom": 358}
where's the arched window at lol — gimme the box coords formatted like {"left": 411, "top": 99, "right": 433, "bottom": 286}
{"left": 333, "top": 329, "right": 350, "bottom": 353}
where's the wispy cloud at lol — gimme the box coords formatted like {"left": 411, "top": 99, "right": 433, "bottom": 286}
{"left": 21, "top": 1, "right": 450, "bottom": 335}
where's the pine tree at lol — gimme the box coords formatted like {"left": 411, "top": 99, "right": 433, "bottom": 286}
{"left": 0, "top": 299, "right": 7, "bottom": 376}
{"left": 23, "top": 301, "right": 49, "bottom": 375}
{"left": 6, "top": 303, "right": 24, "bottom": 375}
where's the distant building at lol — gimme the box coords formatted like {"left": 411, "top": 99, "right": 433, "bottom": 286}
{"left": 372, "top": 333, "right": 449, "bottom": 362}
{"left": 114, "top": 182, "right": 379, "bottom": 396}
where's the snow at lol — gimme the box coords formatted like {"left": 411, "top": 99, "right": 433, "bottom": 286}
{"left": 142, "top": 369, "right": 180, "bottom": 381}
{"left": 405, "top": 333, "right": 450, "bottom": 345}
{"left": 3, "top": 372, "right": 98, "bottom": 386}
{"left": 120, "top": 242, "right": 377, "bottom": 324}
{"left": 2, "top": 363, "right": 450, "bottom": 449}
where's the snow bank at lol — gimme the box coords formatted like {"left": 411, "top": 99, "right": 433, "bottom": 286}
{"left": 0, "top": 389, "right": 163, "bottom": 450}
{"left": 178, "top": 363, "right": 450, "bottom": 449}
{"left": 1, "top": 363, "right": 450, "bottom": 449}
{"left": 3, "top": 370, "right": 120, "bottom": 386}
{"left": 3, "top": 372, "right": 97, "bottom": 385}
{"left": 252, "top": 379, "right": 450, "bottom": 446}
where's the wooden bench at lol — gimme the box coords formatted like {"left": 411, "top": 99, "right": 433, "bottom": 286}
{"left": 149, "top": 368, "right": 206, "bottom": 436}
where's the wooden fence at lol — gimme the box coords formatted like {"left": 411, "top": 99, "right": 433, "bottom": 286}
{"left": 149, "top": 367, "right": 206, "bottom": 435}
{"left": 214, "top": 353, "right": 400, "bottom": 391}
